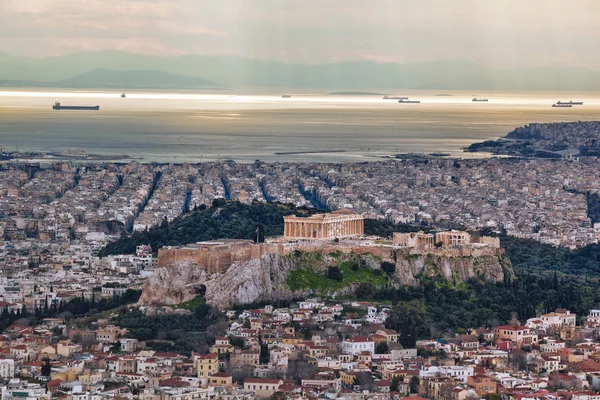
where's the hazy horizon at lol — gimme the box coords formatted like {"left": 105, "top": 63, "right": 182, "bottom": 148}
{"left": 2, "top": 0, "right": 600, "bottom": 69}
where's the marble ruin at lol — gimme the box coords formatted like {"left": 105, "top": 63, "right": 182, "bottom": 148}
{"left": 283, "top": 210, "right": 364, "bottom": 239}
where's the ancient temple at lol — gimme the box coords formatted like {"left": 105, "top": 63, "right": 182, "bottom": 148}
{"left": 283, "top": 210, "right": 364, "bottom": 239}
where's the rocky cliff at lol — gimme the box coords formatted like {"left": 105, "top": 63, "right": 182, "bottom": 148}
{"left": 139, "top": 246, "right": 512, "bottom": 308}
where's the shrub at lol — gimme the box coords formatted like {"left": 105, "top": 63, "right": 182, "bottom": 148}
{"left": 327, "top": 266, "right": 344, "bottom": 281}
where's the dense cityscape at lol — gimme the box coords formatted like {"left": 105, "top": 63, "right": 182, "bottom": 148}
{"left": 1, "top": 155, "right": 600, "bottom": 399}
{"left": 3, "top": 1, "right": 600, "bottom": 398}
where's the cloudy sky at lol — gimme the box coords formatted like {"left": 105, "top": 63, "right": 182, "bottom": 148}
{"left": 1, "top": 0, "right": 599, "bottom": 68}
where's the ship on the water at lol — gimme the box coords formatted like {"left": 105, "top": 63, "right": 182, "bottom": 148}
{"left": 398, "top": 99, "right": 420, "bottom": 103}
{"left": 552, "top": 103, "right": 572, "bottom": 108}
{"left": 52, "top": 102, "right": 100, "bottom": 111}
{"left": 557, "top": 101, "right": 583, "bottom": 105}
{"left": 383, "top": 96, "right": 409, "bottom": 100}
{"left": 121, "top": 93, "right": 126, "bottom": 98}
{"left": 281, "top": 94, "right": 291, "bottom": 98}
{"left": 472, "top": 97, "right": 488, "bottom": 102}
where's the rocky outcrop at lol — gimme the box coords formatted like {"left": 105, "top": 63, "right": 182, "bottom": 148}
{"left": 139, "top": 247, "right": 512, "bottom": 309}
{"left": 139, "top": 253, "right": 297, "bottom": 308}
{"left": 393, "top": 251, "right": 508, "bottom": 285}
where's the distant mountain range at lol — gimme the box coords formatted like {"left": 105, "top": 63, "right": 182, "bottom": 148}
{"left": 58, "top": 69, "right": 220, "bottom": 89}
{"left": 1, "top": 50, "right": 600, "bottom": 90}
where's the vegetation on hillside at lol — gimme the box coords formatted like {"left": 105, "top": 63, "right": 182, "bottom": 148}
{"left": 0, "top": 290, "right": 141, "bottom": 334}
{"left": 286, "top": 260, "right": 387, "bottom": 292}
{"left": 117, "top": 304, "right": 227, "bottom": 354}
{"left": 499, "top": 234, "right": 600, "bottom": 276}
{"left": 382, "top": 271, "right": 600, "bottom": 347}
{"left": 99, "top": 200, "right": 320, "bottom": 256}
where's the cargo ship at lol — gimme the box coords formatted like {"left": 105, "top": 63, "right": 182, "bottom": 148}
{"left": 552, "top": 103, "right": 572, "bottom": 108}
{"left": 281, "top": 94, "right": 291, "bottom": 98}
{"left": 398, "top": 99, "right": 420, "bottom": 103}
{"left": 383, "top": 96, "right": 409, "bottom": 100}
{"left": 52, "top": 102, "right": 100, "bottom": 111}
{"left": 557, "top": 101, "right": 583, "bottom": 105}
{"left": 472, "top": 97, "right": 488, "bottom": 102}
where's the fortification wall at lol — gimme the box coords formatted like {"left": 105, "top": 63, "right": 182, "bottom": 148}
{"left": 158, "top": 239, "right": 502, "bottom": 275}
{"left": 158, "top": 242, "right": 285, "bottom": 273}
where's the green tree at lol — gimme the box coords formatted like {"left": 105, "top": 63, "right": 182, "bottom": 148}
{"left": 390, "top": 377, "right": 399, "bottom": 392}
{"left": 386, "top": 300, "right": 428, "bottom": 348}
{"left": 484, "top": 394, "right": 502, "bottom": 400}
{"left": 410, "top": 376, "right": 420, "bottom": 394}
{"left": 327, "top": 266, "right": 343, "bottom": 281}
{"left": 259, "top": 342, "right": 270, "bottom": 364}
{"left": 381, "top": 261, "right": 396, "bottom": 276}
{"left": 375, "top": 341, "right": 389, "bottom": 354}
{"left": 41, "top": 358, "right": 52, "bottom": 377}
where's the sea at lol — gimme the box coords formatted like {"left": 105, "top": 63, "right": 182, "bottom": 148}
{"left": 1, "top": 88, "right": 600, "bottom": 163}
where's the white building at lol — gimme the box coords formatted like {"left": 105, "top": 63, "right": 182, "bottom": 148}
{"left": 540, "top": 309, "right": 576, "bottom": 330}
{"left": 342, "top": 336, "right": 375, "bottom": 355}
{"left": 1, "top": 379, "right": 51, "bottom": 400}
{"left": 420, "top": 365, "right": 474, "bottom": 383}
{"left": 586, "top": 310, "right": 600, "bottom": 328}
{"left": 0, "top": 359, "right": 15, "bottom": 378}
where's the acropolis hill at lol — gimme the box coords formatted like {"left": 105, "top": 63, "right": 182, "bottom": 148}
{"left": 140, "top": 213, "right": 510, "bottom": 308}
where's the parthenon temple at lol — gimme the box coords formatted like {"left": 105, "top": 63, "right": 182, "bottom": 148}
{"left": 283, "top": 211, "right": 364, "bottom": 239}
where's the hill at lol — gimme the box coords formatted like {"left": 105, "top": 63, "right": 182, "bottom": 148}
{"left": 3, "top": 51, "right": 600, "bottom": 90}
{"left": 102, "top": 201, "right": 600, "bottom": 277}
{"left": 57, "top": 68, "right": 221, "bottom": 89}
{"left": 98, "top": 200, "right": 321, "bottom": 257}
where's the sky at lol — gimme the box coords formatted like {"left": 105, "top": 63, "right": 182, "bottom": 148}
{"left": 1, "top": 0, "right": 600, "bottom": 68}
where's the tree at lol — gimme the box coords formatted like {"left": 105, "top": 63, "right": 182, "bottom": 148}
{"left": 375, "top": 341, "right": 389, "bottom": 354}
{"left": 484, "top": 394, "right": 502, "bottom": 400}
{"left": 355, "top": 283, "right": 375, "bottom": 299}
{"left": 390, "top": 377, "right": 399, "bottom": 392}
{"left": 232, "top": 365, "right": 254, "bottom": 385}
{"left": 509, "top": 349, "right": 528, "bottom": 371}
{"left": 355, "top": 372, "right": 375, "bottom": 391}
{"left": 41, "top": 357, "right": 52, "bottom": 377}
{"left": 327, "top": 266, "right": 343, "bottom": 281}
{"left": 381, "top": 261, "right": 396, "bottom": 276}
{"left": 409, "top": 376, "right": 420, "bottom": 394}
{"left": 259, "top": 342, "right": 270, "bottom": 364}
{"left": 160, "top": 216, "right": 169, "bottom": 229}
{"left": 386, "top": 300, "right": 428, "bottom": 348}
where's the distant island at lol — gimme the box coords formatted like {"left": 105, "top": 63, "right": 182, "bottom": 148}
{"left": 466, "top": 121, "right": 600, "bottom": 158}
{"left": 327, "top": 91, "right": 387, "bottom": 95}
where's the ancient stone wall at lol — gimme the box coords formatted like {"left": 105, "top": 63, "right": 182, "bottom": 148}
{"left": 157, "top": 241, "right": 285, "bottom": 273}
{"left": 157, "top": 239, "right": 503, "bottom": 279}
